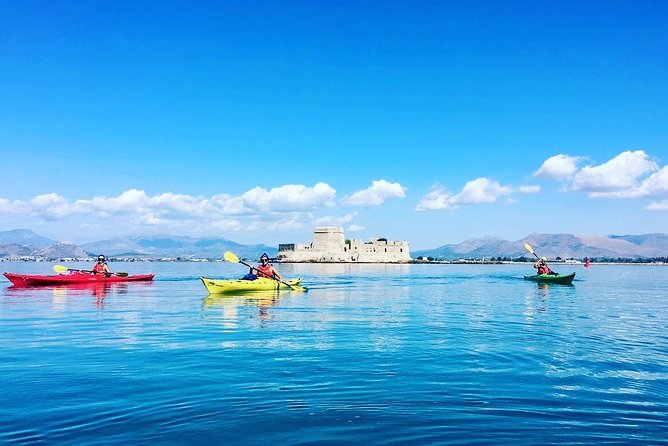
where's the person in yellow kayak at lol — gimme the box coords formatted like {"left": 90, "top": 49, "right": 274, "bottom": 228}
{"left": 256, "top": 253, "right": 283, "bottom": 281}
{"left": 92, "top": 254, "right": 111, "bottom": 275}
{"left": 533, "top": 257, "right": 557, "bottom": 275}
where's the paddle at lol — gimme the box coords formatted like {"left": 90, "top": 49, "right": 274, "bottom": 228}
{"left": 523, "top": 243, "right": 541, "bottom": 261}
{"left": 223, "top": 251, "right": 298, "bottom": 290}
{"left": 54, "top": 264, "right": 129, "bottom": 277}
{"left": 523, "top": 243, "right": 558, "bottom": 275}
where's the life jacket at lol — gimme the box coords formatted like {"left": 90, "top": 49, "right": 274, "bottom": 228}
{"left": 256, "top": 264, "right": 275, "bottom": 279}
{"left": 537, "top": 264, "right": 551, "bottom": 275}
{"left": 93, "top": 263, "right": 107, "bottom": 274}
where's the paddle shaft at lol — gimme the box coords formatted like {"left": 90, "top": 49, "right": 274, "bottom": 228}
{"left": 56, "top": 265, "right": 128, "bottom": 277}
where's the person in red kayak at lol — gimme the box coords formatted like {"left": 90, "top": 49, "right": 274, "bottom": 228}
{"left": 92, "top": 254, "right": 111, "bottom": 275}
{"left": 534, "top": 257, "right": 557, "bottom": 275}
{"left": 256, "top": 253, "right": 283, "bottom": 281}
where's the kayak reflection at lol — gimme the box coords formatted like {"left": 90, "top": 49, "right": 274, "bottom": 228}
{"left": 203, "top": 290, "right": 282, "bottom": 325}
{"left": 6, "top": 281, "right": 152, "bottom": 309}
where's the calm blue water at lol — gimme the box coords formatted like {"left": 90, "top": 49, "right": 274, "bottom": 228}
{"left": 1, "top": 261, "right": 667, "bottom": 445}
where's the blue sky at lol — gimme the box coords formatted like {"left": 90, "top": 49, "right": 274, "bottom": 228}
{"left": 1, "top": 0, "right": 667, "bottom": 249}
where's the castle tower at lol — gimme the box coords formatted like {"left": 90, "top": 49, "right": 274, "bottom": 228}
{"left": 311, "top": 227, "right": 345, "bottom": 253}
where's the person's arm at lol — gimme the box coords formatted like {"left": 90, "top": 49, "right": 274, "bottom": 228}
{"left": 271, "top": 266, "right": 283, "bottom": 281}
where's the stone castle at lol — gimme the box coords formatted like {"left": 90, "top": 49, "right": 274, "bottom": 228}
{"left": 278, "top": 227, "right": 411, "bottom": 263}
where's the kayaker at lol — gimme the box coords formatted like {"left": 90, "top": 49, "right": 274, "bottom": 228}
{"left": 533, "top": 257, "right": 557, "bottom": 275}
{"left": 256, "top": 253, "right": 283, "bottom": 281}
{"left": 92, "top": 255, "right": 111, "bottom": 275}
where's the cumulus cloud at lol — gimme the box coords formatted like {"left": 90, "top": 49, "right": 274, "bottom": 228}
{"left": 534, "top": 154, "right": 582, "bottom": 179}
{"left": 416, "top": 178, "right": 538, "bottom": 210}
{"left": 535, "top": 149, "right": 668, "bottom": 210}
{"left": 0, "top": 183, "right": 339, "bottom": 231}
{"left": 636, "top": 166, "right": 668, "bottom": 197}
{"left": 341, "top": 180, "right": 406, "bottom": 207}
{"left": 235, "top": 183, "right": 337, "bottom": 213}
{"left": 572, "top": 150, "right": 659, "bottom": 196}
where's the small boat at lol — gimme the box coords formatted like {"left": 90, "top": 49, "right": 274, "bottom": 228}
{"left": 201, "top": 276, "right": 303, "bottom": 294}
{"left": 523, "top": 272, "right": 576, "bottom": 285}
{"left": 3, "top": 272, "right": 155, "bottom": 287}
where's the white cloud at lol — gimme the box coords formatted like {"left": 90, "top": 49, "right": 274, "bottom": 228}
{"left": 0, "top": 183, "right": 338, "bottom": 232}
{"left": 416, "top": 178, "right": 537, "bottom": 211}
{"left": 236, "top": 182, "right": 336, "bottom": 213}
{"left": 416, "top": 185, "right": 454, "bottom": 211}
{"left": 347, "top": 224, "right": 365, "bottom": 232}
{"left": 535, "top": 150, "right": 668, "bottom": 210}
{"left": 517, "top": 185, "right": 541, "bottom": 194}
{"left": 645, "top": 200, "right": 668, "bottom": 210}
{"left": 314, "top": 212, "right": 358, "bottom": 227}
{"left": 416, "top": 177, "right": 540, "bottom": 211}
{"left": 637, "top": 166, "right": 668, "bottom": 197}
{"left": 452, "top": 178, "right": 512, "bottom": 205}
{"left": 573, "top": 150, "right": 659, "bottom": 196}
{"left": 341, "top": 179, "right": 406, "bottom": 207}
{"left": 534, "top": 154, "right": 582, "bottom": 179}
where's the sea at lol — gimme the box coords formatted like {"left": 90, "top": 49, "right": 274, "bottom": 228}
{"left": 1, "top": 261, "right": 666, "bottom": 445}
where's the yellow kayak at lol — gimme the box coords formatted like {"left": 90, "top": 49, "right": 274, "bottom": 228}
{"left": 200, "top": 276, "right": 304, "bottom": 294}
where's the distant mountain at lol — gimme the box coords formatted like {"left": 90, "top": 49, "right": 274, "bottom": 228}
{"left": 34, "top": 242, "right": 89, "bottom": 259}
{"left": 0, "top": 229, "right": 58, "bottom": 248}
{"left": 414, "top": 233, "right": 668, "bottom": 260}
{"left": 2, "top": 228, "right": 666, "bottom": 261}
{"left": 0, "top": 243, "right": 34, "bottom": 257}
{"left": 81, "top": 235, "right": 276, "bottom": 259}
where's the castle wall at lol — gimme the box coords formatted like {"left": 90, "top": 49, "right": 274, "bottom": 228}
{"left": 278, "top": 227, "right": 411, "bottom": 263}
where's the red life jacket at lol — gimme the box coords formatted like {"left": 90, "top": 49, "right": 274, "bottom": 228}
{"left": 537, "top": 265, "right": 551, "bottom": 275}
{"left": 93, "top": 263, "right": 107, "bottom": 274}
{"left": 256, "top": 264, "right": 275, "bottom": 279}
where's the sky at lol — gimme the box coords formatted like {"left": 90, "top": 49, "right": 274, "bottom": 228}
{"left": 0, "top": 0, "right": 667, "bottom": 250}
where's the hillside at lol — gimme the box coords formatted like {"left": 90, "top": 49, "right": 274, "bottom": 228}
{"left": 413, "top": 233, "right": 668, "bottom": 260}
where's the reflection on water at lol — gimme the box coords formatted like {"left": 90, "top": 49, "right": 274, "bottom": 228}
{"left": 5, "top": 281, "right": 152, "bottom": 309}
{"left": 203, "top": 291, "right": 281, "bottom": 327}
{"left": 1, "top": 262, "right": 667, "bottom": 445}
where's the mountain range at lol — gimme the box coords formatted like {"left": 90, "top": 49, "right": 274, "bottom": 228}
{"left": 1, "top": 229, "right": 667, "bottom": 260}
{"left": 413, "top": 233, "right": 668, "bottom": 260}
{"left": 0, "top": 229, "right": 276, "bottom": 260}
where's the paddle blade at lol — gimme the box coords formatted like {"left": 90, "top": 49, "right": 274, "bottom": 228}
{"left": 523, "top": 243, "right": 535, "bottom": 254}
{"left": 224, "top": 252, "right": 240, "bottom": 263}
{"left": 54, "top": 265, "right": 68, "bottom": 273}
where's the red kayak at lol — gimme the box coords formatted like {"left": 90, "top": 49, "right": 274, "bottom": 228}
{"left": 3, "top": 272, "right": 155, "bottom": 287}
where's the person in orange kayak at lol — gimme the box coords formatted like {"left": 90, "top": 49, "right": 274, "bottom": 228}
{"left": 256, "top": 253, "right": 283, "bottom": 281}
{"left": 533, "top": 257, "right": 557, "bottom": 275}
{"left": 92, "top": 254, "right": 111, "bottom": 275}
